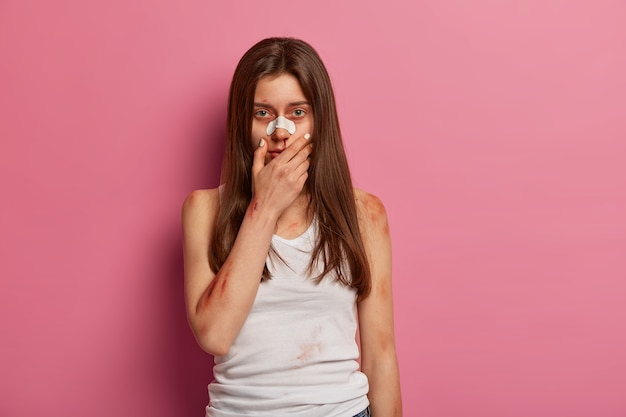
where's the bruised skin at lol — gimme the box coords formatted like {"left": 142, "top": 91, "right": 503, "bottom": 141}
{"left": 249, "top": 198, "right": 261, "bottom": 215}
{"left": 196, "top": 259, "right": 233, "bottom": 314}
{"left": 218, "top": 273, "right": 228, "bottom": 296}
{"left": 195, "top": 187, "right": 305, "bottom": 316}
{"left": 357, "top": 190, "right": 390, "bottom": 236}
{"left": 354, "top": 188, "right": 402, "bottom": 416}
{"left": 283, "top": 221, "right": 302, "bottom": 234}
{"left": 275, "top": 219, "right": 308, "bottom": 239}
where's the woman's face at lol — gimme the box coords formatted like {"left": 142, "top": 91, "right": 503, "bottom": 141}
{"left": 252, "top": 73, "right": 313, "bottom": 163}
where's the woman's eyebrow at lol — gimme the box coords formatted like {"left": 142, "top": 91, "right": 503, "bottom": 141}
{"left": 254, "top": 102, "right": 273, "bottom": 109}
{"left": 253, "top": 101, "right": 310, "bottom": 109}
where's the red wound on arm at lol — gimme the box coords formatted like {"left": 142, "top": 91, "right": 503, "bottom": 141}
{"left": 247, "top": 198, "right": 260, "bottom": 216}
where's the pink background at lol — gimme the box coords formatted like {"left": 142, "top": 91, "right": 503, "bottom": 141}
{"left": 1, "top": 0, "right": 625, "bottom": 416}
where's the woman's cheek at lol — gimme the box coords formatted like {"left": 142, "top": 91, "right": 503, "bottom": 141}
{"left": 251, "top": 122, "right": 267, "bottom": 142}
{"left": 297, "top": 119, "right": 313, "bottom": 136}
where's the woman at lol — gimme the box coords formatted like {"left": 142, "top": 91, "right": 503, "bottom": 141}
{"left": 182, "top": 37, "right": 401, "bottom": 417}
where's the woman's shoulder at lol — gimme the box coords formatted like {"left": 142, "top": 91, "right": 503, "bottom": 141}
{"left": 181, "top": 188, "right": 221, "bottom": 225}
{"left": 353, "top": 187, "right": 389, "bottom": 228}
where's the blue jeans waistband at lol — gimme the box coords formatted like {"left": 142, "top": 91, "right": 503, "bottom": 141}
{"left": 352, "top": 406, "right": 370, "bottom": 417}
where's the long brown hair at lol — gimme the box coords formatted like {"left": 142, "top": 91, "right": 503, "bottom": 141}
{"left": 209, "top": 37, "right": 371, "bottom": 299}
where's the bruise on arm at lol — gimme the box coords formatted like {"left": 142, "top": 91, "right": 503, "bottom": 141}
{"left": 195, "top": 259, "right": 233, "bottom": 315}
{"left": 356, "top": 189, "right": 402, "bottom": 416}
{"left": 357, "top": 190, "right": 390, "bottom": 240}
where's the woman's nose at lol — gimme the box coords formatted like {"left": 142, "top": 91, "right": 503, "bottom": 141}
{"left": 271, "top": 126, "right": 291, "bottom": 141}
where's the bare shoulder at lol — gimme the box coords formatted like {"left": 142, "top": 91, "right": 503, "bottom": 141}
{"left": 182, "top": 188, "right": 220, "bottom": 211}
{"left": 181, "top": 188, "right": 221, "bottom": 230}
{"left": 354, "top": 188, "right": 389, "bottom": 231}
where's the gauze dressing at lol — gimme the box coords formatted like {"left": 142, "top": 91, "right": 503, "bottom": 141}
{"left": 266, "top": 116, "right": 296, "bottom": 135}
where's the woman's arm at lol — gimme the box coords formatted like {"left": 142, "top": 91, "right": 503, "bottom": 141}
{"left": 182, "top": 187, "right": 275, "bottom": 356}
{"left": 183, "top": 136, "right": 311, "bottom": 356}
{"left": 356, "top": 189, "right": 402, "bottom": 416}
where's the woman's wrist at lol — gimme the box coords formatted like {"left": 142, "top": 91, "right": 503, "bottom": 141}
{"left": 245, "top": 197, "right": 280, "bottom": 230}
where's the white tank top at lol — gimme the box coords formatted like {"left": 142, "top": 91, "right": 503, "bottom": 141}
{"left": 206, "top": 220, "right": 369, "bottom": 417}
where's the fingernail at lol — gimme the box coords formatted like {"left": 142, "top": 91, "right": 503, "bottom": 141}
{"left": 304, "top": 133, "right": 311, "bottom": 140}
{"left": 258, "top": 138, "right": 265, "bottom": 147}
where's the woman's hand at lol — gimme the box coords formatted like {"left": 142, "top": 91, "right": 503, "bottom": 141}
{"left": 183, "top": 134, "right": 312, "bottom": 356}
{"left": 250, "top": 134, "right": 312, "bottom": 219}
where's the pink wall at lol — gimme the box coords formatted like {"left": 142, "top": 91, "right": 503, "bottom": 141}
{"left": 1, "top": 0, "right": 625, "bottom": 416}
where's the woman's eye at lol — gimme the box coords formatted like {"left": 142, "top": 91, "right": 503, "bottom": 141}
{"left": 293, "top": 109, "right": 305, "bottom": 117}
{"left": 255, "top": 110, "right": 269, "bottom": 117}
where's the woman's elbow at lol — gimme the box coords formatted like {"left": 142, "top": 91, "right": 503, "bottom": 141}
{"left": 190, "top": 321, "right": 233, "bottom": 357}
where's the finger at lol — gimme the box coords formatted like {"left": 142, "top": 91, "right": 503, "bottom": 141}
{"left": 287, "top": 153, "right": 310, "bottom": 183}
{"left": 294, "top": 165, "right": 309, "bottom": 189}
{"left": 290, "top": 137, "right": 313, "bottom": 166}
{"left": 280, "top": 133, "right": 312, "bottom": 162}
{"left": 288, "top": 143, "right": 312, "bottom": 167}
{"left": 251, "top": 138, "right": 267, "bottom": 176}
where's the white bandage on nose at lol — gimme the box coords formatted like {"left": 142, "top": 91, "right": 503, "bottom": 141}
{"left": 266, "top": 116, "right": 296, "bottom": 135}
